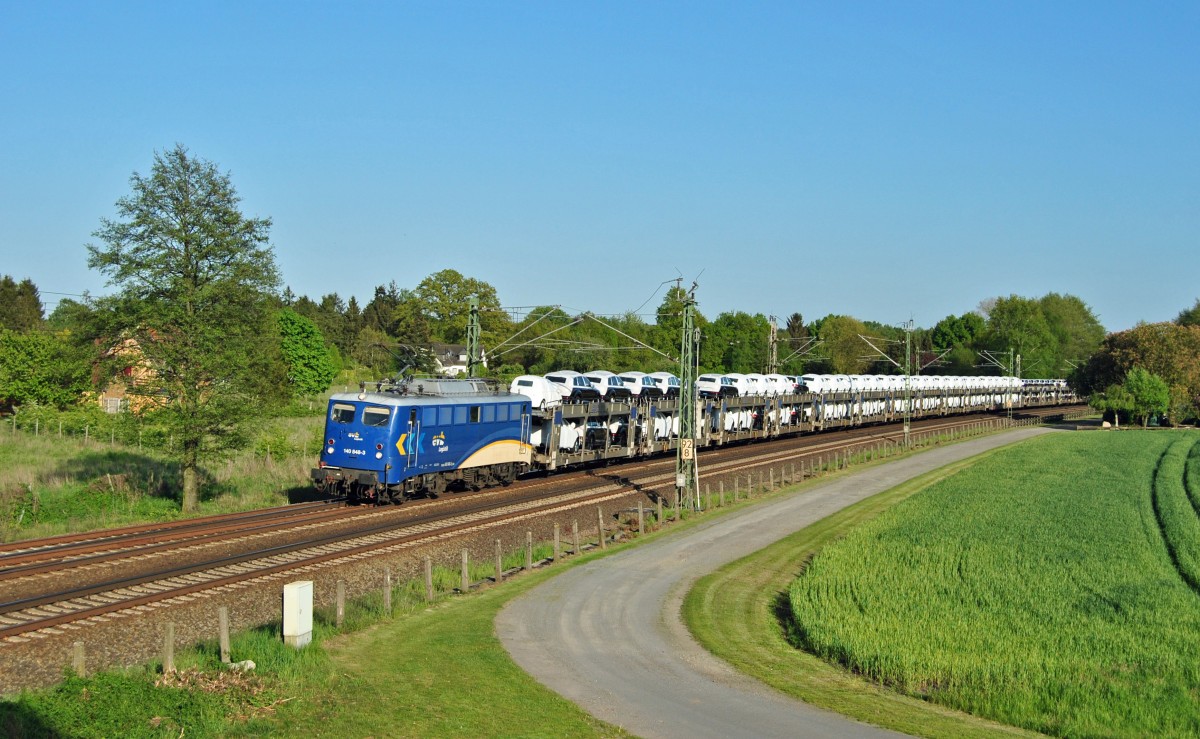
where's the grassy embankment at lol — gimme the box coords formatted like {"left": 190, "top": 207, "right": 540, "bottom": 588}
{"left": 2, "top": 417, "right": 1039, "bottom": 736}
{"left": 0, "top": 414, "right": 324, "bottom": 542}
{"left": 688, "top": 430, "right": 1200, "bottom": 738}
{"left": 1, "top": 546, "right": 624, "bottom": 738}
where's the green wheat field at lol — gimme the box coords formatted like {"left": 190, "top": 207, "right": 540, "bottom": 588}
{"left": 790, "top": 430, "right": 1200, "bottom": 737}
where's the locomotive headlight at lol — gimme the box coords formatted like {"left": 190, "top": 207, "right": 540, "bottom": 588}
{"left": 327, "top": 447, "right": 334, "bottom": 454}
{"left": 375, "top": 451, "right": 383, "bottom": 459}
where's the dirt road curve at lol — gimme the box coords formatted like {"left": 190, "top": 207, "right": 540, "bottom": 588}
{"left": 497, "top": 428, "right": 1053, "bottom": 739}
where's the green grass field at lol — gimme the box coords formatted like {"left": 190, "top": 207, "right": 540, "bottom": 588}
{"left": 0, "top": 416, "right": 323, "bottom": 542}
{"left": 789, "top": 431, "right": 1200, "bottom": 737}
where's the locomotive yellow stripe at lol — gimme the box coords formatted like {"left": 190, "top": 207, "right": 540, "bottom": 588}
{"left": 396, "top": 433, "right": 408, "bottom": 456}
{"left": 460, "top": 439, "right": 532, "bottom": 468}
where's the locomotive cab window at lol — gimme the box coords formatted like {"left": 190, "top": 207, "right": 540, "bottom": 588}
{"left": 362, "top": 406, "right": 391, "bottom": 427}
{"left": 331, "top": 403, "right": 356, "bottom": 424}
{"left": 481, "top": 405, "right": 495, "bottom": 423}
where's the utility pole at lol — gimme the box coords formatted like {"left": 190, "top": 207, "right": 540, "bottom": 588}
{"left": 466, "top": 297, "right": 481, "bottom": 377}
{"left": 767, "top": 315, "right": 779, "bottom": 374}
{"left": 676, "top": 281, "right": 701, "bottom": 511}
{"left": 858, "top": 321, "right": 931, "bottom": 449}
{"left": 902, "top": 320, "right": 912, "bottom": 448}
{"left": 1013, "top": 352, "right": 1022, "bottom": 418}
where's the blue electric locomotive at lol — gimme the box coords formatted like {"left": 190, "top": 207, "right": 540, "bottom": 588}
{"left": 311, "top": 380, "right": 533, "bottom": 503}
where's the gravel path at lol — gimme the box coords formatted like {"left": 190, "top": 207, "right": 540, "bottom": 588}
{"left": 497, "top": 428, "right": 1053, "bottom": 739}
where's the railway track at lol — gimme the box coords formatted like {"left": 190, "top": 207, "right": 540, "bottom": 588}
{"left": 0, "top": 405, "right": 1085, "bottom": 644}
{"left": 0, "top": 482, "right": 639, "bottom": 639}
{"left": 0, "top": 502, "right": 361, "bottom": 575}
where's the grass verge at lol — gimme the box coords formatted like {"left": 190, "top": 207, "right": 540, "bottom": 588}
{"left": 0, "top": 417, "right": 323, "bottom": 542}
{"left": 1, "top": 548, "right": 628, "bottom": 738}
{"left": 688, "top": 430, "right": 1200, "bottom": 738}
{"left": 684, "top": 448, "right": 1037, "bottom": 738}
{"left": 1, "top": 421, "right": 1036, "bottom": 737}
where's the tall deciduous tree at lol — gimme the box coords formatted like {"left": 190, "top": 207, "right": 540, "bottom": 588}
{"left": 931, "top": 313, "right": 984, "bottom": 351}
{"left": 1123, "top": 367, "right": 1170, "bottom": 427}
{"left": 701, "top": 311, "right": 770, "bottom": 373}
{"left": 1089, "top": 383, "right": 1134, "bottom": 427}
{"left": 1038, "top": 293, "right": 1105, "bottom": 375}
{"left": 981, "top": 295, "right": 1056, "bottom": 376}
{"left": 816, "top": 315, "right": 870, "bottom": 374}
{"left": 1071, "top": 322, "right": 1200, "bottom": 423}
{"left": 0, "top": 329, "right": 90, "bottom": 409}
{"left": 278, "top": 309, "right": 337, "bottom": 394}
{"left": 414, "top": 269, "right": 506, "bottom": 346}
{"left": 87, "top": 145, "right": 284, "bottom": 513}
{"left": 654, "top": 285, "right": 707, "bottom": 358}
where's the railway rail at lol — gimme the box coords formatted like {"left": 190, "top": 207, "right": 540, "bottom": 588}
{"left": 0, "top": 405, "right": 1083, "bottom": 649}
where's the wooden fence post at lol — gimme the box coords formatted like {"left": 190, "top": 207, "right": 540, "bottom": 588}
{"left": 218, "top": 606, "right": 231, "bottom": 664}
{"left": 525, "top": 531, "right": 533, "bottom": 570}
{"left": 424, "top": 556, "right": 434, "bottom": 602}
{"left": 72, "top": 641, "right": 86, "bottom": 677}
{"left": 572, "top": 520, "right": 580, "bottom": 555}
{"left": 553, "top": 523, "right": 561, "bottom": 562}
{"left": 597, "top": 507, "right": 606, "bottom": 550}
{"left": 383, "top": 569, "right": 393, "bottom": 614}
{"left": 461, "top": 549, "right": 470, "bottom": 592}
{"left": 495, "top": 539, "right": 503, "bottom": 583}
{"left": 638, "top": 501, "right": 644, "bottom": 535}
{"left": 336, "top": 580, "right": 346, "bottom": 627}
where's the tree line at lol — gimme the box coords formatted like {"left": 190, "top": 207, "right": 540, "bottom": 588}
{"left": 2, "top": 145, "right": 1195, "bottom": 508}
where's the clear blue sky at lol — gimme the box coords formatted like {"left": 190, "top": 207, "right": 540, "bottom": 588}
{"left": 1, "top": 1, "right": 1196, "bottom": 332}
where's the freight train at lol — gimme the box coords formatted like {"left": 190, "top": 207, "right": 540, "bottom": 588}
{"left": 310, "top": 373, "right": 1075, "bottom": 504}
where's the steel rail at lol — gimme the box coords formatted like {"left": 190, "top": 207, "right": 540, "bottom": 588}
{"left": 0, "top": 484, "right": 638, "bottom": 638}
{"left": 0, "top": 501, "right": 341, "bottom": 560}
{"left": 0, "top": 404, "right": 1085, "bottom": 641}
